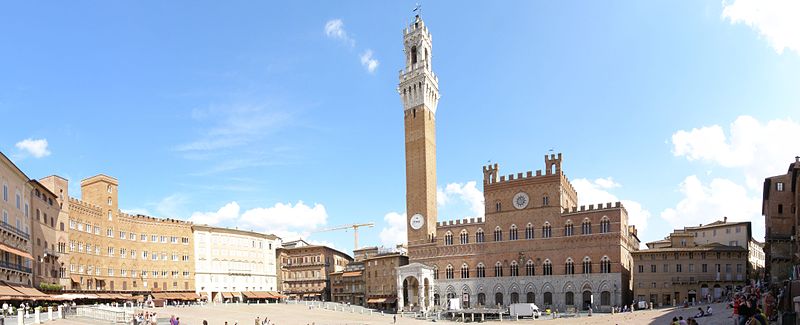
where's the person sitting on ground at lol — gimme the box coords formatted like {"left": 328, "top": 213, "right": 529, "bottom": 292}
{"left": 672, "top": 316, "right": 680, "bottom": 325}
{"left": 694, "top": 307, "right": 705, "bottom": 318}
{"left": 705, "top": 305, "right": 712, "bottom": 316}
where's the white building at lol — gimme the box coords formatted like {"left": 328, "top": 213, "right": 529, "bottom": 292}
{"left": 193, "top": 225, "right": 281, "bottom": 302}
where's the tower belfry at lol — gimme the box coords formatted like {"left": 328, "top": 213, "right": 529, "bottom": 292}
{"left": 400, "top": 15, "right": 440, "bottom": 249}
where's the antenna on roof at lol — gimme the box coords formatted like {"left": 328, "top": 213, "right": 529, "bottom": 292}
{"left": 413, "top": 3, "right": 422, "bottom": 17}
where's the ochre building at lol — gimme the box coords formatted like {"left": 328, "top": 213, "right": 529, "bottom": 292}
{"left": 0, "top": 152, "right": 34, "bottom": 287}
{"left": 277, "top": 239, "right": 352, "bottom": 301}
{"left": 41, "top": 174, "right": 195, "bottom": 293}
{"left": 762, "top": 157, "right": 800, "bottom": 283}
{"left": 28, "top": 179, "right": 68, "bottom": 290}
{"left": 394, "top": 16, "right": 639, "bottom": 313}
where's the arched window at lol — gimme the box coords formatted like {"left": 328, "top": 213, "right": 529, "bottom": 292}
{"left": 600, "top": 256, "right": 611, "bottom": 273}
{"left": 444, "top": 231, "right": 453, "bottom": 246}
{"left": 582, "top": 256, "right": 592, "bottom": 274}
{"left": 543, "top": 259, "right": 553, "bottom": 276}
{"left": 564, "top": 220, "right": 574, "bottom": 236}
{"left": 411, "top": 46, "right": 418, "bottom": 64}
{"left": 477, "top": 293, "right": 486, "bottom": 306}
{"left": 525, "top": 260, "right": 535, "bottom": 276}
{"left": 601, "top": 291, "right": 611, "bottom": 306}
{"left": 510, "top": 261, "right": 519, "bottom": 277}
{"left": 476, "top": 228, "right": 485, "bottom": 243}
{"left": 461, "top": 263, "right": 470, "bottom": 279}
{"left": 495, "top": 292, "right": 503, "bottom": 306}
{"left": 600, "top": 216, "right": 611, "bottom": 233}
{"left": 544, "top": 292, "right": 553, "bottom": 305}
{"left": 565, "top": 292, "right": 574, "bottom": 306}
{"left": 493, "top": 227, "right": 503, "bottom": 242}
{"left": 526, "top": 292, "right": 535, "bottom": 303}
{"left": 582, "top": 218, "right": 592, "bottom": 235}
{"left": 565, "top": 258, "right": 574, "bottom": 275}
{"left": 494, "top": 261, "right": 503, "bottom": 277}
{"left": 446, "top": 264, "right": 454, "bottom": 279}
{"left": 460, "top": 230, "right": 469, "bottom": 244}
{"left": 525, "top": 223, "right": 534, "bottom": 239}
{"left": 509, "top": 224, "right": 518, "bottom": 240}
{"left": 510, "top": 292, "right": 519, "bottom": 304}
{"left": 433, "top": 266, "right": 439, "bottom": 279}
{"left": 495, "top": 201, "right": 501, "bottom": 212}
{"left": 542, "top": 195, "right": 549, "bottom": 206}
{"left": 477, "top": 263, "right": 486, "bottom": 278}
{"left": 542, "top": 222, "right": 552, "bottom": 238}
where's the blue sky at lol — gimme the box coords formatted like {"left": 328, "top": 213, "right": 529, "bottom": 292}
{"left": 2, "top": 1, "right": 799, "bottom": 255}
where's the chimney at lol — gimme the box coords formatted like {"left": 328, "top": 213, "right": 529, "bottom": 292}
{"left": 723, "top": 216, "right": 727, "bottom": 223}
{"left": 796, "top": 156, "right": 799, "bottom": 163}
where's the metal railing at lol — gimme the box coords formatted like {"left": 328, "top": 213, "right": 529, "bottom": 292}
{"left": 0, "top": 259, "right": 32, "bottom": 273}
{"left": 0, "top": 221, "right": 29, "bottom": 240}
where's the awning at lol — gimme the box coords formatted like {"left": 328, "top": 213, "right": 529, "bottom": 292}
{"left": 151, "top": 292, "right": 168, "bottom": 300}
{"left": 367, "top": 298, "right": 384, "bottom": 304}
{"left": 384, "top": 297, "right": 397, "bottom": 304}
{"left": 0, "top": 284, "right": 24, "bottom": 298}
{"left": 3, "top": 282, "right": 49, "bottom": 299}
{"left": 343, "top": 271, "right": 363, "bottom": 277}
{"left": 221, "top": 292, "right": 233, "bottom": 299}
{"left": 0, "top": 242, "right": 32, "bottom": 259}
{"left": 69, "top": 275, "right": 81, "bottom": 283}
{"left": 199, "top": 292, "right": 208, "bottom": 299}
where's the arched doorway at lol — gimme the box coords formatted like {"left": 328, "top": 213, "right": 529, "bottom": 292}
{"left": 510, "top": 292, "right": 519, "bottom": 304}
{"left": 477, "top": 293, "right": 485, "bottom": 306}
{"left": 582, "top": 290, "right": 592, "bottom": 310}
{"left": 402, "top": 276, "right": 420, "bottom": 308}
{"left": 565, "top": 292, "right": 574, "bottom": 307}
{"left": 526, "top": 292, "right": 535, "bottom": 303}
{"left": 494, "top": 292, "right": 503, "bottom": 307}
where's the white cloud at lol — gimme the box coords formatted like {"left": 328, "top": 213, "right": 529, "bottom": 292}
{"left": 324, "top": 19, "right": 354, "bottom": 47}
{"left": 437, "top": 181, "right": 485, "bottom": 218}
{"left": 122, "top": 208, "right": 151, "bottom": 216}
{"left": 671, "top": 115, "right": 800, "bottom": 189}
{"left": 154, "top": 194, "right": 189, "bottom": 218}
{"left": 379, "top": 211, "right": 407, "bottom": 247}
{"left": 15, "top": 138, "right": 51, "bottom": 158}
{"left": 177, "top": 105, "right": 290, "bottom": 152}
{"left": 572, "top": 178, "right": 651, "bottom": 234}
{"left": 360, "top": 50, "right": 379, "bottom": 73}
{"left": 188, "top": 201, "right": 240, "bottom": 225}
{"left": 185, "top": 200, "right": 328, "bottom": 242}
{"left": 722, "top": 0, "right": 800, "bottom": 55}
{"left": 659, "top": 175, "right": 764, "bottom": 240}
{"left": 239, "top": 201, "right": 327, "bottom": 230}
{"left": 324, "top": 19, "right": 378, "bottom": 73}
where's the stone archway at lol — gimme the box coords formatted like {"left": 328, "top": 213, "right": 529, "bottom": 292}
{"left": 397, "top": 263, "right": 435, "bottom": 312}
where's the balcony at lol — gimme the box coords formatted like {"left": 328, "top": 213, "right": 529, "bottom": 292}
{"left": 0, "top": 222, "right": 29, "bottom": 241}
{"left": 44, "top": 248, "right": 62, "bottom": 258}
{"left": 0, "top": 260, "right": 32, "bottom": 273}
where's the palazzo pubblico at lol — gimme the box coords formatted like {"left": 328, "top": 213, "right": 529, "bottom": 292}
{"left": 394, "top": 16, "right": 640, "bottom": 313}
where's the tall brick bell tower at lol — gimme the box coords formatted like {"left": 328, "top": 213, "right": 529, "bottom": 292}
{"left": 399, "top": 15, "right": 440, "bottom": 251}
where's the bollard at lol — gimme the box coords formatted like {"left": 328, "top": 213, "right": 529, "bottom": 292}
{"left": 56, "top": 306, "right": 62, "bottom": 319}
{"left": 481, "top": 313, "right": 484, "bottom": 322}
{"left": 17, "top": 309, "right": 23, "bottom": 325}
{"left": 34, "top": 309, "right": 40, "bottom": 324}
{"left": 47, "top": 306, "right": 52, "bottom": 322}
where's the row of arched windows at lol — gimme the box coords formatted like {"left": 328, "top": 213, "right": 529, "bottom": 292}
{"left": 443, "top": 218, "right": 612, "bottom": 245}
{"left": 433, "top": 256, "right": 613, "bottom": 280}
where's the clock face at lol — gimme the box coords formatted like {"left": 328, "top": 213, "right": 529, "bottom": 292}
{"left": 410, "top": 213, "right": 425, "bottom": 230}
{"left": 513, "top": 192, "right": 529, "bottom": 210}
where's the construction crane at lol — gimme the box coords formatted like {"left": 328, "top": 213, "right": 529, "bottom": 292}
{"left": 312, "top": 222, "right": 375, "bottom": 251}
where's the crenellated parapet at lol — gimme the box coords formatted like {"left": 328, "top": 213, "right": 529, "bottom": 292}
{"left": 561, "top": 201, "right": 625, "bottom": 215}
{"left": 483, "top": 152, "right": 570, "bottom": 187}
{"left": 436, "top": 217, "right": 485, "bottom": 228}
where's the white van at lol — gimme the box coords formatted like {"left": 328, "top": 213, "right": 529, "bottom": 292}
{"left": 509, "top": 303, "right": 541, "bottom": 318}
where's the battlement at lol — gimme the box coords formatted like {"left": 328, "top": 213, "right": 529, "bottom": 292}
{"left": 483, "top": 152, "right": 567, "bottom": 186}
{"left": 120, "top": 211, "right": 193, "bottom": 225}
{"left": 562, "top": 201, "right": 623, "bottom": 214}
{"left": 437, "top": 217, "right": 485, "bottom": 227}
{"left": 403, "top": 15, "right": 432, "bottom": 37}
{"left": 68, "top": 197, "right": 102, "bottom": 211}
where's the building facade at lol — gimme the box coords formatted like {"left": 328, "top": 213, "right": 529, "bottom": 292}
{"left": 762, "top": 157, "right": 800, "bottom": 283}
{"left": 193, "top": 225, "right": 280, "bottom": 302}
{"left": 0, "top": 152, "right": 33, "bottom": 286}
{"left": 330, "top": 261, "right": 365, "bottom": 305}
{"left": 365, "top": 252, "right": 408, "bottom": 311}
{"left": 41, "top": 174, "right": 196, "bottom": 292}
{"left": 277, "top": 240, "right": 352, "bottom": 301}
{"left": 648, "top": 218, "right": 765, "bottom": 281}
{"left": 395, "top": 16, "right": 639, "bottom": 313}
{"left": 633, "top": 242, "right": 747, "bottom": 307}
{"left": 28, "top": 179, "right": 67, "bottom": 290}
